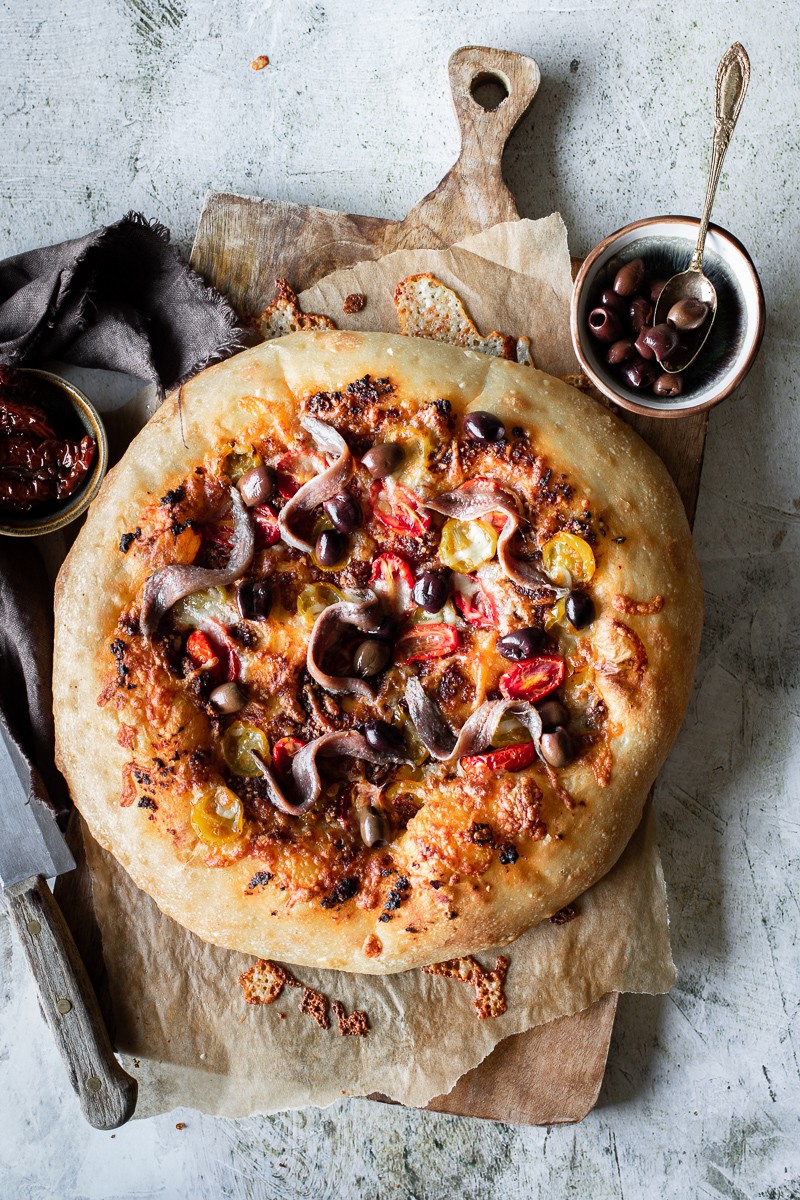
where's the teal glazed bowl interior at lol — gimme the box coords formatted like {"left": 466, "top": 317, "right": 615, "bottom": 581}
{"left": 570, "top": 216, "right": 765, "bottom": 418}
{"left": 0, "top": 368, "right": 108, "bottom": 538}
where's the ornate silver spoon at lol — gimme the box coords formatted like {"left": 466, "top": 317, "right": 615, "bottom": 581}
{"left": 654, "top": 42, "right": 750, "bottom": 373}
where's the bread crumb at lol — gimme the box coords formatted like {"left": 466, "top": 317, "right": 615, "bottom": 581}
{"left": 331, "top": 1001, "right": 369, "bottom": 1037}
{"left": 175, "top": 1122, "right": 187, "bottom": 1130}
{"left": 300, "top": 987, "right": 330, "bottom": 1030}
{"left": 237, "top": 958, "right": 294, "bottom": 1005}
{"left": 422, "top": 954, "right": 510, "bottom": 1020}
{"left": 255, "top": 279, "right": 336, "bottom": 342}
{"left": 251, "top": 55, "right": 270, "bottom": 70}
{"left": 343, "top": 292, "right": 366, "bottom": 314}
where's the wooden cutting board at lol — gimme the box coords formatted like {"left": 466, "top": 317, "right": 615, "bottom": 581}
{"left": 185, "top": 44, "right": 707, "bottom": 1126}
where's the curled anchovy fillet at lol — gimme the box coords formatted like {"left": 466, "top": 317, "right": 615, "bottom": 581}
{"left": 306, "top": 591, "right": 384, "bottom": 699}
{"left": 404, "top": 677, "right": 544, "bottom": 764}
{"left": 140, "top": 488, "right": 254, "bottom": 637}
{"left": 425, "top": 482, "right": 554, "bottom": 591}
{"left": 249, "top": 751, "right": 316, "bottom": 816}
{"left": 292, "top": 731, "right": 408, "bottom": 809}
{"left": 278, "top": 417, "right": 354, "bottom": 552}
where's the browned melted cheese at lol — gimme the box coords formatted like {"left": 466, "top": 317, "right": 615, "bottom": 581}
{"left": 99, "top": 375, "right": 625, "bottom": 914}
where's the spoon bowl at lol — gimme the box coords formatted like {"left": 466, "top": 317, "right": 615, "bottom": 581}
{"left": 653, "top": 268, "right": 717, "bottom": 373}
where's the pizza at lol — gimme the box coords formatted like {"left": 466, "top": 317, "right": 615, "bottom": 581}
{"left": 53, "top": 330, "right": 703, "bottom": 974}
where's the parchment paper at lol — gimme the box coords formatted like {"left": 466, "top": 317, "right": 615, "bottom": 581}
{"left": 74, "top": 214, "right": 676, "bottom": 1118}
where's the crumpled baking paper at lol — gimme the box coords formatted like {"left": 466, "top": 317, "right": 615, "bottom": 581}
{"left": 63, "top": 213, "right": 676, "bottom": 1119}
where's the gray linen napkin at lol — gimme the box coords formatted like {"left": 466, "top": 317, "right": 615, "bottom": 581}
{"left": 0, "top": 213, "right": 245, "bottom": 813}
{"left": 0, "top": 212, "right": 243, "bottom": 395}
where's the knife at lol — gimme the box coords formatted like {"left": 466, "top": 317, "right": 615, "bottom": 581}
{"left": 0, "top": 719, "right": 137, "bottom": 1128}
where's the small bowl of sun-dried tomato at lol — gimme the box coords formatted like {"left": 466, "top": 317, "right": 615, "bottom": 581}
{"left": 0, "top": 366, "right": 108, "bottom": 538}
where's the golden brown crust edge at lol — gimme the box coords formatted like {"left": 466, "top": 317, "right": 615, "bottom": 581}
{"left": 53, "top": 331, "right": 703, "bottom": 974}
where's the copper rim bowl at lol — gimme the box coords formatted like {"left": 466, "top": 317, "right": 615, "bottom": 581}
{"left": 570, "top": 216, "right": 766, "bottom": 419}
{"left": 0, "top": 368, "right": 108, "bottom": 538}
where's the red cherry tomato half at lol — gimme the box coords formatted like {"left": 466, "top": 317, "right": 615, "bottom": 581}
{"left": 499, "top": 654, "right": 565, "bottom": 703}
{"left": 275, "top": 451, "right": 326, "bottom": 499}
{"left": 252, "top": 502, "right": 281, "bottom": 548}
{"left": 460, "top": 741, "right": 537, "bottom": 778}
{"left": 186, "top": 630, "right": 218, "bottom": 669}
{"left": 186, "top": 623, "right": 241, "bottom": 683}
{"left": 272, "top": 736, "right": 306, "bottom": 780}
{"left": 452, "top": 573, "right": 498, "bottom": 628}
{"left": 395, "top": 622, "right": 459, "bottom": 665}
{"left": 369, "top": 480, "right": 431, "bottom": 537}
{"left": 370, "top": 552, "right": 414, "bottom": 617}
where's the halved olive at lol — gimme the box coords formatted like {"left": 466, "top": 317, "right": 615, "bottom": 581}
{"left": 362, "top": 443, "right": 403, "bottom": 478}
{"left": 237, "top": 579, "right": 272, "bottom": 621}
{"left": 353, "top": 640, "right": 390, "bottom": 678}
{"left": 314, "top": 529, "right": 349, "bottom": 570}
{"left": 363, "top": 718, "right": 405, "bottom": 756}
{"left": 496, "top": 627, "right": 545, "bottom": 661}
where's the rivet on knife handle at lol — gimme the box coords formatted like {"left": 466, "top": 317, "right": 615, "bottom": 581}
{"left": 6, "top": 876, "right": 137, "bottom": 1129}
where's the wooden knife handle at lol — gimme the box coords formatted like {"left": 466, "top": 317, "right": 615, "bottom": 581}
{"left": 5, "top": 876, "right": 137, "bottom": 1129}
{"left": 401, "top": 46, "right": 541, "bottom": 239}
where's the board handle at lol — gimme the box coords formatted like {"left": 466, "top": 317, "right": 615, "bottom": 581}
{"left": 401, "top": 46, "right": 541, "bottom": 240}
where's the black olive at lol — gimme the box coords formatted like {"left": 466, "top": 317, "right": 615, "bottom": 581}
{"left": 496, "top": 627, "right": 545, "bottom": 661}
{"left": 536, "top": 699, "right": 569, "bottom": 730}
{"left": 361, "top": 443, "right": 403, "bottom": 478}
{"left": 353, "top": 640, "right": 390, "bottom": 678}
{"left": 463, "top": 410, "right": 505, "bottom": 442}
{"left": 323, "top": 491, "right": 362, "bottom": 533}
{"left": 412, "top": 570, "right": 450, "bottom": 613}
{"left": 315, "top": 529, "right": 348, "bottom": 568}
{"left": 363, "top": 719, "right": 405, "bottom": 756}
{"left": 565, "top": 590, "right": 595, "bottom": 630}
{"left": 540, "top": 727, "right": 573, "bottom": 768}
{"left": 237, "top": 579, "right": 272, "bottom": 621}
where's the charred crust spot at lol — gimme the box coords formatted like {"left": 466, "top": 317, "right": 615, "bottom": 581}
{"left": 110, "top": 639, "right": 126, "bottom": 659}
{"left": 320, "top": 876, "right": 360, "bottom": 908}
{"left": 160, "top": 486, "right": 186, "bottom": 507}
{"left": 468, "top": 822, "right": 494, "bottom": 846}
{"left": 247, "top": 871, "right": 273, "bottom": 890}
{"left": 137, "top": 796, "right": 157, "bottom": 810}
{"left": 551, "top": 905, "right": 578, "bottom": 925}
{"left": 119, "top": 527, "right": 141, "bottom": 553}
{"left": 378, "top": 913, "right": 392, "bottom": 923}
{"left": 498, "top": 844, "right": 519, "bottom": 865}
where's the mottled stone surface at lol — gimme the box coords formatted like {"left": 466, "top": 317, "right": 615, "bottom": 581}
{"left": 1, "top": 2, "right": 798, "bottom": 1197}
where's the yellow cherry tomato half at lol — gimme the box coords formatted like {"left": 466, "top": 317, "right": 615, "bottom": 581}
{"left": 190, "top": 786, "right": 245, "bottom": 847}
{"left": 297, "top": 582, "right": 344, "bottom": 626}
{"left": 222, "top": 721, "right": 270, "bottom": 777}
{"left": 544, "top": 595, "right": 567, "bottom": 631}
{"left": 439, "top": 519, "right": 498, "bottom": 573}
{"left": 541, "top": 532, "right": 595, "bottom": 587}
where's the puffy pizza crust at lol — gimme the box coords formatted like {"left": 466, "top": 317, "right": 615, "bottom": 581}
{"left": 53, "top": 331, "right": 703, "bottom": 973}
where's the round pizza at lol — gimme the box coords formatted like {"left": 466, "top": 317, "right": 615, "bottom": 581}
{"left": 53, "top": 330, "right": 703, "bottom": 974}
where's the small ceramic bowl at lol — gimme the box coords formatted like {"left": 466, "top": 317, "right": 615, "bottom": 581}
{"left": 570, "top": 216, "right": 765, "bottom": 418}
{"left": 0, "top": 368, "right": 108, "bottom": 538}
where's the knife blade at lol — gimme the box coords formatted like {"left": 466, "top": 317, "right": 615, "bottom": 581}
{"left": 0, "top": 716, "right": 137, "bottom": 1128}
{"left": 0, "top": 720, "right": 75, "bottom": 888}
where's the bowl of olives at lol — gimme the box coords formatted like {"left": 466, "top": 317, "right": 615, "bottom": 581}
{"left": 570, "top": 216, "right": 765, "bottom": 417}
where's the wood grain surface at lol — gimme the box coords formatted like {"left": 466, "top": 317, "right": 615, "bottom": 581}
{"left": 5, "top": 876, "right": 137, "bottom": 1129}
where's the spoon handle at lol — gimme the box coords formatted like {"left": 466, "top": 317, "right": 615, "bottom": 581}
{"left": 691, "top": 42, "right": 750, "bottom": 272}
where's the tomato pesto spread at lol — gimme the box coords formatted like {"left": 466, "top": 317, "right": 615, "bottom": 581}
{"left": 97, "top": 370, "right": 627, "bottom": 921}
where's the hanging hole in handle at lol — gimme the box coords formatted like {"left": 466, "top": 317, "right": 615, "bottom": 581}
{"left": 470, "top": 71, "right": 509, "bottom": 112}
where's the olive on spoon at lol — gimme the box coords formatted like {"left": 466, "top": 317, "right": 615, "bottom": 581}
{"left": 653, "top": 42, "right": 750, "bottom": 374}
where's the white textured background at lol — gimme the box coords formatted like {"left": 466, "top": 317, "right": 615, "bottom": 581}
{"left": 1, "top": 2, "right": 799, "bottom": 1197}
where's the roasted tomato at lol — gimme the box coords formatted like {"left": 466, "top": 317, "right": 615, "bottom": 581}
{"left": 222, "top": 722, "right": 270, "bottom": 777}
{"left": 452, "top": 573, "right": 498, "bottom": 628}
{"left": 499, "top": 654, "right": 565, "bottom": 702}
{"left": 252, "top": 502, "right": 281, "bottom": 548}
{"left": 275, "top": 450, "right": 326, "bottom": 499}
{"left": 190, "top": 786, "right": 245, "bottom": 847}
{"left": 460, "top": 741, "right": 537, "bottom": 777}
{"left": 297, "top": 582, "right": 344, "bottom": 626}
{"left": 394, "top": 622, "right": 459, "bottom": 665}
{"left": 439, "top": 519, "right": 498, "bottom": 572}
{"left": 369, "top": 479, "right": 431, "bottom": 537}
{"left": 370, "top": 552, "right": 414, "bottom": 617}
{"left": 186, "top": 623, "right": 240, "bottom": 682}
{"left": 541, "top": 532, "right": 595, "bottom": 587}
{"left": 272, "top": 736, "right": 305, "bottom": 781}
